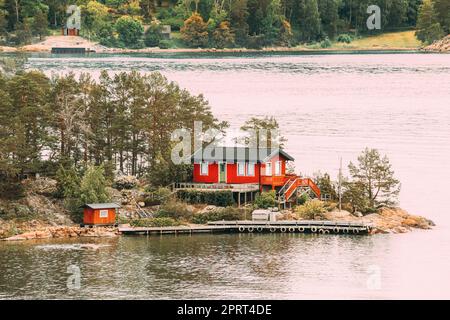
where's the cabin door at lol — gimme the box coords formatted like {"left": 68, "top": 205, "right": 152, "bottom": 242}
{"left": 219, "top": 163, "right": 226, "bottom": 183}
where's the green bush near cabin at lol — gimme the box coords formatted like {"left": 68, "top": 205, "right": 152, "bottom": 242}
{"left": 295, "top": 199, "right": 327, "bottom": 220}
{"left": 254, "top": 191, "right": 277, "bottom": 209}
{"left": 143, "top": 187, "right": 173, "bottom": 206}
{"left": 176, "top": 190, "right": 234, "bottom": 207}
{"left": 191, "top": 207, "right": 246, "bottom": 224}
{"left": 154, "top": 199, "right": 193, "bottom": 221}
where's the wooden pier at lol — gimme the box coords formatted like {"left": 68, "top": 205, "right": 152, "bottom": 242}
{"left": 119, "top": 220, "right": 372, "bottom": 236}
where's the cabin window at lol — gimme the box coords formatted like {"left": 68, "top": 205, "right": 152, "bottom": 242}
{"left": 275, "top": 161, "right": 282, "bottom": 176}
{"left": 237, "top": 162, "right": 245, "bottom": 176}
{"left": 247, "top": 163, "right": 255, "bottom": 176}
{"left": 265, "top": 162, "right": 272, "bottom": 176}
{"left": 200, "top": 162, "right": 209, "bottom": 175}
{"left": 99, "top": 210, "right": 108, "bottom": 218}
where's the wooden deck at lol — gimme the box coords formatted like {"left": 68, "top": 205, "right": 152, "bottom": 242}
{"left": 119, "top": 220, "right": 372, "bottom": 235}
{"left": 172, "top": 182, "right": 260, "bottom": 192}
{"left": 171, "top": 182, "right": 259, "bottom": 207}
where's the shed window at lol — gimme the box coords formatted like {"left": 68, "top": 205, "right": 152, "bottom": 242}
{"left": 237, "top": 162, "right": 245, "bottom": 176}
{"left": 247, "top": 163, "right": 255, "bottom": 176}
{"left": 275, "top": 161, "right": 282, "bottom": 176}
{"left": 265, "top": 162, "right": 272, "bottom": 176}
{"left": 200, "top": 162, "right": 209, "bottom": 175}
{"left": 99, "top": 210, "right": 108, "bottom": 218}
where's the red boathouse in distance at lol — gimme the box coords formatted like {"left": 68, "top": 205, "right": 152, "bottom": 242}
{"left": 82, "top": 203, "right": 121, "bottom": 226}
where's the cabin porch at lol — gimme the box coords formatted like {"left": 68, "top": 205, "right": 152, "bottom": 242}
{"left": 171, "top": 182, "right": 259, "bottom": 207}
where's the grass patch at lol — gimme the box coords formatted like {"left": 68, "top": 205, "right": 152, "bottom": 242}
{"left": 297, "top": 31, "right": 422, "bottom": 50}
{"left": 128, "top": 217, "right": 182, "bottom": 227}
{"left": 334, "top": 31, "right": 422, "bottom": 49}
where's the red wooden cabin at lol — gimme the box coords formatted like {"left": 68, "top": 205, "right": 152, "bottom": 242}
{"left": 190, "top": 147, "right": 321, "bottom": 203}
{"left": 82, "top": 203, "right": 120, "bottom": 226}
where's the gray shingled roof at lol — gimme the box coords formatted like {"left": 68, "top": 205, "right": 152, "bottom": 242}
{"left": 191, "top": 147, "right": 294, "bottom": 163}
{"left": 82, "top": 203, "right": 121, "bottom": 209}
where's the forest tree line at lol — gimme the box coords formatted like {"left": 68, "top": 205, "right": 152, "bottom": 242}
{"left": 0, "top": 0, "right": 448, "bottom": 48}
{"left": 0, "top": 70, "right": 228, "bottom": 196}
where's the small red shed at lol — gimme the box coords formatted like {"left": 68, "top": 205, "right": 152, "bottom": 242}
{"left": 82, "top": 203, "right": 121, "bottom": 226}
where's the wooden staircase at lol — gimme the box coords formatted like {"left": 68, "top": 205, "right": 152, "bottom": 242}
{"left": 277, "top": 176, "right": 321, "bottom": 207}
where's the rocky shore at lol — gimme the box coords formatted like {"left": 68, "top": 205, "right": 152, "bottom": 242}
{"left": 277, "top": 206, "right": 434, "bottom": 234}
{"left": 327, "top": 208, "right": 435, "bottom": 234}
{"left": 1, "top": 221, "right": 118, "bottom": 241}
{"left": 0, "top": 177, "right": 434, "bottom": 241}
{"left": 422, "top": 35, "right": 450, "bottom": 53}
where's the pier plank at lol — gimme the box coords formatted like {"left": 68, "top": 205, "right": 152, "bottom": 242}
{"left": 119, "top": 220, "right": 372, "bottom": 236}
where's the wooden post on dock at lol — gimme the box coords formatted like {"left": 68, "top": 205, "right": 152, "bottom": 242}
{"left": 338, "top": 157, "right": 343, "bottom": 211}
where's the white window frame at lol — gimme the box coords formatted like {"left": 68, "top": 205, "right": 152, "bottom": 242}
{"left": 200, "top": 162, "right": 209, "bottom": 176}
{"left": 99, "top": 210, "right": 108, "bottom": 218}
{"left": 237, "top": 162, "right": 245, "bottom": 176}
{"left": 247, "top": 162, "right": 255, "bottom": 176}
{"left": 275, "top": 161, "right": 282, "bottom": 176}
{"left": 218, "top": 162, "right": 227, "bottom": 183}
{"left": 265, "top": 162, "right": 272, "bottom": 176}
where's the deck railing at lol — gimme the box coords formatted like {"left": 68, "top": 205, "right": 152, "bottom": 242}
{"left": 173, "top": 182, "right": 260, "bottom": 192}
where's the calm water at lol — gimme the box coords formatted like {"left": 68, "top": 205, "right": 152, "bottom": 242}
{"left": 1, "top": 52, "right": 450, "bottom": 299}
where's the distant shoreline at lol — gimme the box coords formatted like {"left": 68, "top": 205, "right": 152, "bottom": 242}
{"left": 1, "top": 45, "right": 424, "bottom": 55}
{"left": 3, "top": 31, "right": 446, "bottom": 55}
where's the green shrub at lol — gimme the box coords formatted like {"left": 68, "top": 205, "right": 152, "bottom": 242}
{"left": 64, "top": 198, "right": 84, "bottom": 223}
{"left": 0, "top": 178, "right": 24, "bottom": 200}
{"left": 144, "top": 187, "right": 173, "bottom": 206}
{"left": 158, "top": 39, "right": 172, "bottom": 49}
{"left": 155, "top": 199, "right": 193, "bottom": 221}
{"left": 144, "top": 23, "right": 163, "bottom": 47}
{"left": 191, "top": 207, "right": 246, "bottom": 224}
{"left": 337, "top": 34, "right": 353, "bottom": 43}
{"left": 97, "top": 21, "right": 117, "bottom": 47}
{"left": 295, "top": 200, "right": 327, "bottom": 220}
{"left": 176, "top": 190, "right": 234, "bottom": 207}
{"left": 320, "top": 37, "right": 332, "bottom": 48}
{"left": 115, "top": 16, "right": 144, "bottom": 49}
{"left": 130, "top": 217, "right": 180, "bottom": 227}
{"left": 0, "top": 203, "right": 35, "bottom": 221}
{"left": 246, "top": 34, "right": 265, "bottom": 49}
{"left": 55, "top": 165, "right": 81, "bottom": 199}
{"left": 254, "top": 191, "right": 277, "bottom": 209}
{"left": 297, "top": 193, "right": 309, "bottom": 205}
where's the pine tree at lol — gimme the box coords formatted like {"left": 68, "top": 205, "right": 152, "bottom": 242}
{"left": 416, "top": 0, "right": 444, "bottom": 44}
{"left": 32, "top": 9, "right": 48, "bottom": 40}
{"left": 6, "top": 71, "right": 51, "bottom": 174}
{"left": 318, "top": 0, "right": 338, "bottom": 39}
{"left": 433, "top": 0, "right": 450, "bottom": 33}
{"left": 229, "top": 0, "right": 249, "bottom": 45}
{"left": 298, "top": 0, "right": 321, "bottom": 42}
{"left": 80, "top": 165, "right": 110, "bottom": 204}
{"left": 348, "top": 148, "right": 400, "bottom": 209}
